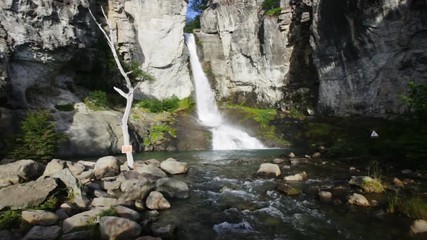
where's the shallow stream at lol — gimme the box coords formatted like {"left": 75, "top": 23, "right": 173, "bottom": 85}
{"left": 134, "top": 149, "right": 422, "bottom": 240}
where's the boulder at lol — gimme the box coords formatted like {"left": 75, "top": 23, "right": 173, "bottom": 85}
{"left": 99, "top": 216, "right": 141, "bottom": 240}
{"left": 410, "top": 219, "right": 427, "bottom": 234}
{"left": 62, "top": 208, "right": 107, "bottom": 233}
{"left": 283, "top": 172, "right": 307, "bottom": 182}
{"left": 53, "top": 168, "right": 88, "bottom": 208}
{"left": 21, "top": 210, "right": 59, "bottom": 226}
{"left": 94, "top": 156, "right": 121, "bottom": 179}
{"left": 42, "top": 159, "right": 66, "bottom": 177}
{"left": 119, "top": 179, "right": 153, "bottom": 203}
{"left": 272, "top": 158, "right": 285, "bottom": 164}
{"left": 61, "top": 230, "right": 91, "bottom": 240}
{"left": 276, "top": 183, "right": 301, "bottom": 196}
{"left": 0, "top": 160, "right": 45, "bottom": 187}
{"left": 155, "top": 178, "right": 189, "bottom": 199}
{"left": 289, "top": 158, "right": 309, "bottom": 165}
{"left": 146, "top": 191, "right": 171, "bottom": 210}
{"left": 23, "top": 226, "right": 61, "bottom": 240}
{"left": 160, "top": 158, "right": 188, "bottom": 175}
{"left": 114, "top": 205, "right": 141, "bottom": 222}
{"left": 348, "top": 193, "right": 370, "bottom": 207}
{"left": 135, "top": 164, "right": 167, "bottom": 179}
{"left": 349, "top": 176, "right": 385, "bottom": 193}
{"left": 257, "top": 163, "right": 281, "bottom": 178}
{"left": 0, "top": 178, "right": 57, "bottom": 210}
{"left": 91, "top": 197, "right": 119, "bottom": 208}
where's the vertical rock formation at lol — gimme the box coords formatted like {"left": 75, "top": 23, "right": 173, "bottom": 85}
{"left": 107, "top": 0, "right": 192, "bottom": 99}
{"left": 311, "top": 0, "right": 427, "bottom": 116}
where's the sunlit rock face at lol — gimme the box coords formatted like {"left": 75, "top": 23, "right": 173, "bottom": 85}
{"left": 108, "top": 0, "right": 193, "bottom": 100}
{"left": 0, "top": 0, "right": 93, "bottom": 107}
{"left": 311, "top": 0, "right": 427, "bottom": 117}
{"left": 196, "top": 0, "right": 291, "bottom": 107}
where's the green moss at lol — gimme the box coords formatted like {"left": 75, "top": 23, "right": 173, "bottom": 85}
{"left": 361, "top": 178, "right": 385, "bottom": 193}
{"left": 33, "top": 195, "right": 59, "bottom": 210}
{"left": 145, "top": 124, "right": 176, "bottom": 146}
{"left": 0, "top": 210, "right": 21, "bottom": 230}
{"left": 265, "top": 7, "right": 282, "bottom": 16}
{"left": 98, "top": 207, "right": 118, "bottom": 218}
{"left": 226, "top": 104, "right": 277, "bottom": 128}
{"left": 388, "top": 193, "right": 427, "bottom": 219}
{"left": 84, "top": 90, "right": 109, "bottom": 111}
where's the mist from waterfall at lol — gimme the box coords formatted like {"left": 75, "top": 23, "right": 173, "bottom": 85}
{"left": 185, "top": 33, "right": 265, "bottom": 150}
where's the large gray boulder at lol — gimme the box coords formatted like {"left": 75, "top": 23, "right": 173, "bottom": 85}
{"left": 62, "top": 208, "right": 107, "bottom": 234}
{"left": 0, "top": 160, "right": 45, "bottom": 187}
{"left": 99, "top": 216, "right": 141, "bottom": 240}
{"left": 146, "top": 191, "right": 171, "bottom": 210}
{"left": 119, "top": 179, "right": 153, "bottom": 203}
{"left": 23, "top": 226, "right": 61, "bottom": 240}
{"left": 0, "top": 178, "right": 57, "bottom": 210}
{"left": 21, "top": 210, "right": 59, "bottom": 226}
{"left": 52, "top": 168, "right": 89, "bottom": 208}
{"left": 155, "top": 178, "right": 189, "bottom": 199}
{"left": 94, "top": 156, "right": 121, "bottom": 179}
{"left": 257, "top": 163, "right": 281, "bottom": 178}
{"left": 160, "top": 158, "right": 188, "bottom": 175}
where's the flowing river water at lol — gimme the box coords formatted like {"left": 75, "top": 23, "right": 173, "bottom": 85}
{"left": 134, "top": 149, "right": 418, "bottom": 240}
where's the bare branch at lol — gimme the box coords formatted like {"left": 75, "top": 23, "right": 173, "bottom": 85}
{"left": 113, "top": 87, "right": 127, "bottom": 98}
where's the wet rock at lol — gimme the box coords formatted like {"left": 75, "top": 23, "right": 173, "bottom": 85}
{"left": 393, "top": 178, "right": 405, "bottom": 188}
{"left": 156, "top": 178, "right": 189, "bottom": 199}
{"left": 283, "top": 172, "right": 307, "bottom": 182}
{"left": 349, "top": 176, "right": 385, "bottom": 193}
{"left": 114, "top": 205, "right": 141, "bottom": 222}
{"left": 99, "top": 216, "right": 141, "bottom": 240}
{"left": 348, "top": 193, "right": 370, "bottom": 207}
{"left": 151, "top": 222, "right": 176, "bottom": 239}
{"left": 21, "top": 210, "right": 58, "bottom": 226}
{"left": 0, "top": 178, "right": 57, "bottom": 210}
{"left": 312, "top": 152, "right": 321, "bottom": 158}
{"left": 402, "top": 169, "right": 413, "bottom": 175}
{"left": 276, "top": 183, "right": 301, "bottom": 196}
{"left": 62, "top": 208, "right": 106, "bottom": 233}
{"left": 257, "top": 163, "right": 281, "bottom": 178}
{"left": 272, "top": 158, "right": 285, "bottom": 164}
{"left": 288, "top": 152, "right": 296, "bottom": 158}
{"left": 160, "top": 158, "right": 188, "bottom": 175}
{"left": 91, "top": 197, "right": 119, "bottom": 208}
{"left": 318, "top": 191, "right": 332, "bottom": 203}
{"left": 94, "top": 156, "right": 121, "bottom": 179}
{"left": 146, "top": 191, "right": 171, "bottom": 210}
{"left": 290, "top": 158, "right": 309, "bottom": 165}
{"left": 410, "top": 219, "right": 427, "bottom": 234}
{"left": 23, "top": 226, "right": 61, "bottom": 240}
{"left": 0, "top": 160, "right": 45, "bottom": 187}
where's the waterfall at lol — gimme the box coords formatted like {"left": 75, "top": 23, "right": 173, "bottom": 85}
{"left": 185, "top": 33, "right": 266, "bottom": 150}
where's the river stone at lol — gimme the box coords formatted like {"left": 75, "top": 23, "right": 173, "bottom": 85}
{"left": 76, "top": 170, "right": 94, "bottom": 184}
{"left": 135, "top": 164, "right": 167, "bottom": 179}
{"left": 348, "top": 193, "right": 370, "bottom": 207}
{"left": 155, "top": 178, "right": 189, "bottom": 199}
{"left": 146, "top": 191, "right": 171, "bottom": 210}
{"left": 94, "top": 156, "right": 121, "bottom": 179}
{"left": 23, "top": 225, "right": 61, "bottom": 240}
{"left": 119, "top": 179, "right": 153, "bottom": 203}
{"left": 272, "top": 158, "right": 285, "bottom": 164}
{"left": 99, "top": 216, "right": 141, "bottom": 240}
{"left": 91, "top": 197, "right": 119, "bottom": 208}
{"left": 257, "top": 163, "right": 281, "bottom": 178}
{"left": 318, "top": 191, "right": 333, "bottom": 203}
{"left": 160, "top": 158, "right": 188, "bottom": 175}
{"left": 283, "top": 171, "right": 307, "bottom": 182}
{"left": 151, "top": 222, "right": 177, "bottom": 239}
{"left": 114, "top": 205, "right": 141, "bottom": 222}
{"left": 62, "top": 208, "right": 107, "bottom": 233}
{"left": 410, "top": 219, "right": 427, "bottom": 234}
{"left": 0, "top": 159, "right": 45, "bottom": 187}
{"left": 0, "top": 178, "right": 57, "bottom": 210}
{"left": 288, "top": 152, "right": 296, "bottom": 158}
{"left": 42, "top": 159, "right": 66, "bottom": 177}
{"left": 276, "top": 183, "right": 301, "bottom": 196}
{"left": 289, "top": 158, "right": 309, "bottom": 165}
{"left": 21, "top": 210, "right": 59, "bottom": 226}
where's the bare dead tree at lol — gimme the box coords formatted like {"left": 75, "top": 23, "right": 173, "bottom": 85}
{"left": 89, "top": 7, "right": 144, "bottom": 169}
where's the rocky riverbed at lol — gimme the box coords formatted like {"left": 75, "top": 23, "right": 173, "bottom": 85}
{"left": 0, "top": 149, "right": 427, "bottom": 239}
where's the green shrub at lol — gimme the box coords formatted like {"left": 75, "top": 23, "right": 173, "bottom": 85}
{"left": 388, "top": 192, "right": 427, "bottom": 219}
{"left": 0, "top": 210, "right": 21, "bottom": 230}
{"left": 137, "top": 96, "right": 181, "bottom": 113}
{"left": 10, "top": 111, "right": 65, "bottom": 161}
{"left": 178, "top": 97, "right": 195, "bottom": 112}
{"left": 265, "top": 7, "right": 282, "bottom": 16}
{"left": 402, "top": 81, "right": 427, "bottom": 120}
{"left": 262, "top": 0, "right": 280, "bottom": 10}
{"left": 85, "top": 90, "right": 109, "bottom": 110}
{"left": 144, "top": 124, "right": 176, "bottom": 146}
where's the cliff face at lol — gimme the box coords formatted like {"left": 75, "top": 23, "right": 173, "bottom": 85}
{"left": 311, "top": 0, "right": 427, "bottom": 116}
{"left": 108, "top": 0, "right": 192, "bottom": 99}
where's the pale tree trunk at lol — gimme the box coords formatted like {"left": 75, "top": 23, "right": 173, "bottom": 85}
{"left": 89, "top": 7, "right": 139, "bottom": 169}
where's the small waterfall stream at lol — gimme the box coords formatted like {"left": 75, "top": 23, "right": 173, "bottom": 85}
{"left": 185, "top": 33, "right": 265, "bottom": 150}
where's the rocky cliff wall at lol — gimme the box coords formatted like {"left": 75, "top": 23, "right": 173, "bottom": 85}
{"left": 311, "top": 0, "right": 427, "bottom": 116}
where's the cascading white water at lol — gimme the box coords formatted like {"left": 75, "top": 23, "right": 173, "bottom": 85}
{"left": 185, "top": 33, "right": 265, "bottom": 150}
